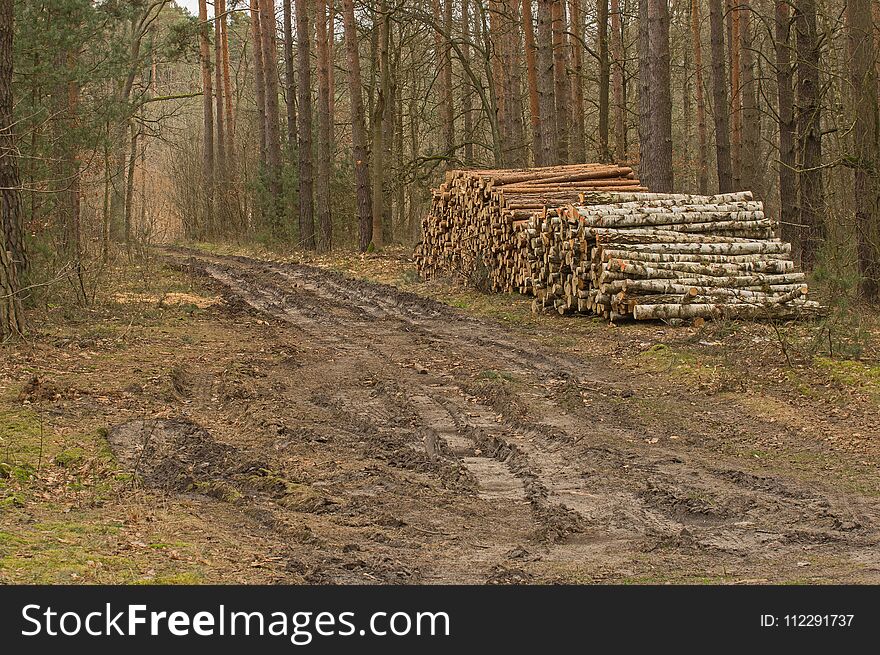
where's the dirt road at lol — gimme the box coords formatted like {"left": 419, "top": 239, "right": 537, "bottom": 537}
{"left": 138, "top": 248, "right": 880, "bottom": 583}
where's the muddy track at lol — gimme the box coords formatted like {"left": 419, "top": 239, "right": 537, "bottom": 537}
{"left": 153, "top": 247, "right": 880, "bottom": 583}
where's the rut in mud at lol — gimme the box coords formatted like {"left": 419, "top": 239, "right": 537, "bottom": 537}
{"left": 131, "top": 247, "right": 880, "bottom": 583}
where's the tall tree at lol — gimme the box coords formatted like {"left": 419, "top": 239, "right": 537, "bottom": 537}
{"left": 462, "top": 0, "right": 475, "bottom": 164}
{"left": 847, "top": 0, "right": 880, "bottom": 300}
{"left": 691, "top": 0, "right": 708, "bottom": 193}
{"left": 569, "top": 0, "right": 585, "bottom": 163}
{"left": 282, "top": 0, "right": 298, "bottom": 152}
{"left": 709, "top": 0, "right": 732, "bottom": 192}
{"left": 371, "top": 0, "right": 390, "bottom": 247}
{"left": 775, "top": 0, "right": 797, "bottom": 246}
{"left": 198, "top": 0, "right": 215, "bottom": 233}
{"left": 550, "top": 0, "right": 570, "bottom": 163}
{"left": 214, "top": 0, "right": 226, "bottom": 196}
{"left": 0, "top": 0, "right": 23, "bottom": 338}
{"left": 442, "top": 0, "right": 455, "bottom": 160}
{"left": 220, "top": 0, "right": 235, "bottom": 171}
{"left": 596, "top": 0, "right": 611, "bottom": 162}
{"left": 535, "top": 0, "right": 557, "bottom": 164}
{"left": 795, "top": 0, "right": 825, "bottom": 268}
{"left": 342, "top": 0, "right": 372, "bottom": 251}
{"left": 610, "top": 0, "right": 625, "bottom": 162}
{"left": 739, "top": 0, "right": 759, "bottom": 196}
{"left": 315, "top": 0, "right": 333, "bottom": 250}
{"left": 295, "top": 0, "right": 315, "bottom": 248}
{"left": 259, "top": 0, "right": 284, "bottom": 231}
{"left": 728, "top": 0, "right": 742, "bottom": 188}
{"left": 250, "top": 0, "right": 268, "bottom": 167}
{"left": 637, "top": 0, "right": 673, "bottom": 191}
{"left": 522, "top": 0, "right": 543, "bottom": 163}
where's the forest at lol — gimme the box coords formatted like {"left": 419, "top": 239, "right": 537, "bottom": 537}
{"left": 0, "top": 0, "right": 879, "bottom": 335}
{"left": 0, "top": 1, "right": 879, "bottom": 586}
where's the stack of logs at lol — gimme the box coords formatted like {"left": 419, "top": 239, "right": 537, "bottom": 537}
{"left": 415, "top": 165, "right": 820, "bottom": 322}
{"left": 415, "top": 163, "right": 645, "bottom": 292}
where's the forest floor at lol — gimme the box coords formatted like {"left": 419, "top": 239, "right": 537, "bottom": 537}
{"left": 1, "top": 244, "right": 879, "bottom": 584}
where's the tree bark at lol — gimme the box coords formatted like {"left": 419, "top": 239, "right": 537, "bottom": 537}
{"left": 295, "top": 0, "right": 315, "bottom": 248}
{"left": 250, "top": 0, "right": 268, "bottom": 167}
{"left": 215, "top": 0, "right": 226, "bottom": 194}
{"left": 536, "top": 0, "right": 557, "bottom": 165}
{"left": 371, "top": 0, "right": 390, "bottom": 248}
{"left": 638, "top": 0, "right": 673, "bottom": 192}
{"left": 775, "top": 0, "right": 796, "bottom": 247}
{"left": 442, "top": 0, "right": 455, "bottom": 160}
{"left": 259, "top": 0, "right": 285, "bottom": 232}
{"left": 709, "top": 0, "right": 732, "bottom": 192}
{"left": 550, "top": 0, "right": 569, "bottom": 163}
{"left": 691, "top": 0, "right": 708, "bottom": 194}
{"left": 282, "top": 0, "right": 298, "bottom": 152}
{"left": 341, "top": 0, "right": 373, "bottom": 251}
{"left": 847, "top": 0, "right": 880, "bottom": 300}
{"left": 522, "top": 0, "right": 543, "bottom": 164}
{"left": 739, "top": 0, "right": 759, "bottom": 197}
{"left": 610, "top": 0, "right": 625, "bottom": 162}
{"left": 596, "top": 0, "right": 611, "bottom": 162}
{"left": 462, "top": 0, "right": 474, "bottom": 164}
{"left": 728, "top": 0, "right": 741, "bottom": 188}
{"left": 795, "top": 0, "right": 825, "bottom": 269}
{"left": 0, "top": 0, "right": 24, "bottom": 338}
{"left": 315, "top": 0, "right": 333, "bottom": 251}
{"left": 566, "top": 0, "right": 583, "bottom": 163}
{"left": 198, "top": 0, "right": 215, "bottom": 235}
{"left": 220, "top": 0, "right": 235, "bottom": 171}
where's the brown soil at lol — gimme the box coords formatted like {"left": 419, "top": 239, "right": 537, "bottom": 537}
{"left": 126, "top": 246, "right": 877, "bottom": 584}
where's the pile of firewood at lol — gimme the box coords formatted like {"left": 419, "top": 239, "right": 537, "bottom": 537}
{"left": 416, "top": 165, "right": 820, "bottom": 322}
{"left": 414, "top": 163, "right": 645, "bottom": 292}
{"left": 525, "top": 194, "right": 820, "bottom": 320}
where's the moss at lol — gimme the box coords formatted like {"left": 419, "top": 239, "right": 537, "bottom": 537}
{"left": 193, "top": 480, "right": 242, "bottom": 503}
{"left": 477, "top": 369, "right": 515, "bottom": 383}
{"left": 814, "top": 357, "right": 880, "bottom": 392}
{"left": 54, "top": 447, "right": 85, "bottom": 468}
{"left": 136, "top": 571, "right": 204, "bottom": 585}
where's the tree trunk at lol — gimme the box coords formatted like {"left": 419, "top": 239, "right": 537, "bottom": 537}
{"left": 215, "top": 0, "right": 226, "bottom": 194}
{"left": 795, "top": 0, "right": 825, "bottom": 269}
{"left": 610, "top": 0, "right": 625, "bottom": 162}
{"left": 775, "top": 0, "right": 796, "bottom": 247}
{"left": 295, "top": 0, "right": 315, "bottom": 248}
{"left": 371, "top": 0, "right": 389, "bottom": 248}
{"left": 638, "top": 0, "right": 673, "bottom": 192}
{"left": 250, "top": 0, "right": 268, "bottom": 167}
{"left": 259, "top": 0, "right": 285, "bottom": 233}
{"left": 728, "top": 0, "right": 741, "bottom": 189}
{"left": 492, "top": 0, "right": 526, "bottom": 167}
{"left": 550, "top": 0, "right": 569, "bottom": 163}
{"left": 739, "top": 0, "right": 759, "bottom": 197}
{"left": 442, "top": 0, "right": 455, "bottom": 160}
{"left": 315, "top": 0, "right": 333, "bottom": 251}
{"left": 847, "top": 0, "right": 880, "bottom": 300}
{"left": 462, "top": 0, "right": 474, "bottom": 164}
{"left": 691, "top": 0, "right": 708, "bottom": 194}
{"left": 198, "top": 0, "right": 215, "bottom": 235}
{"left": 0, "top": 0, "right": 24, "bottom": 338}
{"left": 709, "top": 0, "right": 732, "bottom": 192}
{"left": 536, "top": 0, "right": 557, "bottom": 165}
{"left": 282, "top": 0, "right": 298, "bottom": 152}
{"left": 569, "top": 0, "right": 585, "bottom": 163}
{"left": 220, "top": 0, "right": 235, "bottom": 171}
{"left": 596, "top": 0, "right": 610, "bottom": 162}
{"left": 522, "top": 0, "right": 543, "bottom": 164}
{"left": 342, "top": 0, "right": 373, "bottom": 251}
